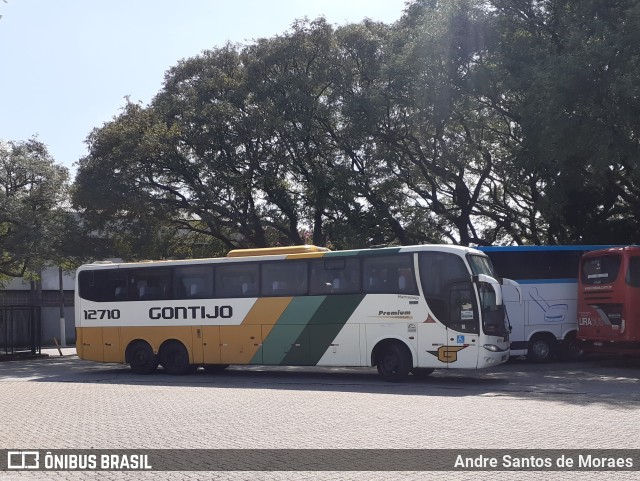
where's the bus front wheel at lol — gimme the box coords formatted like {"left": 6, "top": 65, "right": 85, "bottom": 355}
{"left": 376, "top": 342, "right": 412, "bottom": 382}
{"left": 159, "top": 341, "right": 194, "bottom": 375}
{"left": 125, "top": 341, "right": 158, "bottom": 375}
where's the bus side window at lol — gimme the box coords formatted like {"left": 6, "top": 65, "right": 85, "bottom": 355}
{"left": 78, "top": 269, "right": 119, "bottom": 302}
{"left": 362, "top": 255, "right": 417, "bottom": 294}
{"left": 261, "top": 261, "right": 308, "bottom": 296}
{"left": 174, "top": 266, "right": 214, "bottom": 299}
{"left": 309, "top": 258, "right": 360, "bottom": 295}
{"left": 626, "top": 257, "right": 640, "bottom": 288}
{"left": 215, "top": 264, "right": 259, "bottom": 298}
{"left": 129, "top": 269, "right": 171, "bottom": 301}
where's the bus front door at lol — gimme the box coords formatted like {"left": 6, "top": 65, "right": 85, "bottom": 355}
{"left": 445, "top": 282, "right": 480, "bottom": 369}
{"left": 418, "top": 283, "right": 480, "bottom": 369}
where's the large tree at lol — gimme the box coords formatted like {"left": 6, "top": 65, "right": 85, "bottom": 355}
{"left": 73, "top": 1, "right": 640, "bottom": 253}
{"left": 0, "top": 138, "right": 70, "bottom": 278}
{"left": 488, "top": 0, "right": 640, "bottom": 244}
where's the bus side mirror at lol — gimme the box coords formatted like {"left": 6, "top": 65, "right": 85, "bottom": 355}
{"left": 500, "top": 277, "right": 522, "bottom": 304}
{"left": 471, "top": 274, "right": 504, "bottom": 306}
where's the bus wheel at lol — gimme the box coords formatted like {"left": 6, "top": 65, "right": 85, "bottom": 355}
{"left": 557, "top": 332, "right": 583, "bottom": 361}
{"left": 376, "top": 342, "right": 412, "bottom": 382}
{"left": 527, "top": 335, "right": 555, "bottom": 363}
{"left": 125, "top": 341, "right": 158, "bottom": 375}
{"left": 411, "top": 368, "right": 435, "bottom": 378}
{"left": 159, "top": 341, "right": 193, "bottom": 375}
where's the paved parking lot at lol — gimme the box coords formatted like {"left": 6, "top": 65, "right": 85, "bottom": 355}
{"left": 0, "top": 352, "right": 639, "bottom": 480}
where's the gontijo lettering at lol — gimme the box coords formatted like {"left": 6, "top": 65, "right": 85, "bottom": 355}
{"left": 149, "top": 306, "right": 233, "bottom": 320}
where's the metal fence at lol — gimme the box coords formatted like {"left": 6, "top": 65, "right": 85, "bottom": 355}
{"left": 0, "top": 306, "right": 41, "bottom": 356}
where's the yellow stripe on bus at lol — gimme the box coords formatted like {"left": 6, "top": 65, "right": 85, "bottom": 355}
{"left": 200, "top": 297, "right": 294, "bottom": 365}
{"left": 77, "top": 298, "right": 295, "bottom": 366}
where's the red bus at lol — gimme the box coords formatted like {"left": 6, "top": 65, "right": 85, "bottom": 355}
{"left": 577, "top": 246, "right": 640, "bottom": 355}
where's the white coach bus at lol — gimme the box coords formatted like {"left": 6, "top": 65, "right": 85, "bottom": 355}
{"left": 75, "top": 244, "right": 516, "bottom": 381}
{"left": 477, "top": 245, "right": 613, "bottom": 361}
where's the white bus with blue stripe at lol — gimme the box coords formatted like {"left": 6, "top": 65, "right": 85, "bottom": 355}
{"left": 477, "top": 246, "right": 615, "bottom": 361}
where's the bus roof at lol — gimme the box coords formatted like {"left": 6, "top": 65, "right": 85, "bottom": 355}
{"left": 581, "top": 246, "right": 640, "bottom": 257}
{"left": 477, "top": 245, "right": 621, "bottom": 252}
{"left": 77, "top": 243, "right": 484, "bottom": 271}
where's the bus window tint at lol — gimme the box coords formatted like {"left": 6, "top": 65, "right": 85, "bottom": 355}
{"left": 262, "top": 261, "right": 308, "bottom": 296}
{"left": 626, "top": 257, "right": 640, "bottom": 288}
{"left": 362, "top": 255, "right": 417, "bottom": 294}
{"left": 419, "top": 252, "right": 469, "bottom": 323}
{"left": 174, "top": 266, "right": 213, "bottom": 299}
{"left": 581, "top": 255, "right": 621, "bottom": 285}
{"left": 129, "top": 269, "right": 171, "bottom": 301}
{"left": 309, "top": 258, "right": 360, "bottom": 295}
{"left": 215, "top": 263, "right": 259, "bottom": 297}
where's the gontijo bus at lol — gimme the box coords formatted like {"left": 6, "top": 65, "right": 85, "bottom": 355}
{"left": 75, "top": 244, "right": 517, "bottom": 381}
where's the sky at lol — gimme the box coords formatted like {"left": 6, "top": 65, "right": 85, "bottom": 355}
{"left": 0, "top": 0, "right": 408, "bottom": 178}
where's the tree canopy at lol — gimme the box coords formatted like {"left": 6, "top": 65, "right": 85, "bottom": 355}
{"left": 0, "top": 138, "right": 72, "bottom": 279}
{"left": 73, "top": 0, "right": 640, "bottom": 257}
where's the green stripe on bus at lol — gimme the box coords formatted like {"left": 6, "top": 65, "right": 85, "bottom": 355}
{"left": 256, "top": 296, "right": 326, "bottom": 365}
{"left": 281, "top": 294, "right": 365, "bottom": 366}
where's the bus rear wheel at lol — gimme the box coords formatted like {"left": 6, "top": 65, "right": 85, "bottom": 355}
{"left": 160, "top": 341, "right": 193, "bottom": 375}
{"left": 126, "top": 341, "right": 158, "bottom": 375}
{"left": 557, "top": 332, "right": 583, "bottom": 361}
{"left": 376, "top": 342, "right": 412, "bottom": 382}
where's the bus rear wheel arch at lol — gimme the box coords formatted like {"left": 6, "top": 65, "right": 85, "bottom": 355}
{"left": 527, "top": 333, "right": 556, "bottom": 362}
{"left": 159, "top": 340, "right": 195, "bottom": 375}
{"left": 125, "top": 340, "right": 159, "bottom": 374}
{"left": 373, "top": 340, "right": 413, "bottom": 382}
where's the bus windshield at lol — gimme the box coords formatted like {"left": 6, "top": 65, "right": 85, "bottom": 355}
{"left": 467, "top": 254, "right": 495, "bottom": 277}
{"left": 478, "top": 282, "right": 508, "bottom": 336}
{"left": 581, "top": 255, "right": 621, "bottom": 286}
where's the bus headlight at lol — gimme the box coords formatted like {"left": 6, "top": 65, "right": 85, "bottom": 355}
{"left": 483, "top": 344, "right": 504, "bottom": 352}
